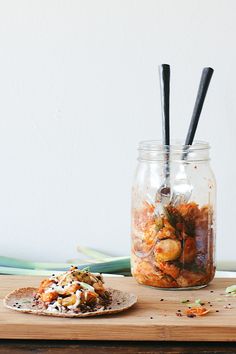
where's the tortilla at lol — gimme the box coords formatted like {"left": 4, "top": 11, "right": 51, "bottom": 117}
{"left": 4, "top": 287, "right": 137, "bottom": 318}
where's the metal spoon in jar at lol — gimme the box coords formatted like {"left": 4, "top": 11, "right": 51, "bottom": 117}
{"left": 155, "top": 64, "right": 171, "bottom": 206}
{"left": 171, "top": 67, "right": 214, "bottom": 206}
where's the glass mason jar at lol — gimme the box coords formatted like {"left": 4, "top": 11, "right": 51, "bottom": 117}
{"left": 131, "top": 140, "right": 216, "bottom": 289}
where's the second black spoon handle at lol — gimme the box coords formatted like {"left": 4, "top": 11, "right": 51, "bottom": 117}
{"left": 185, "top": 67, "right": 214, "bottom": 146}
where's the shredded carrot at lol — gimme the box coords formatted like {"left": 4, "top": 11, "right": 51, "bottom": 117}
{"left": 185, "top": 307, "right": 210, "bottom": 316}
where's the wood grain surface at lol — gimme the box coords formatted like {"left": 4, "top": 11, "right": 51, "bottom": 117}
{"left": 1, "top": 275, "right": 236, "bottom": 341}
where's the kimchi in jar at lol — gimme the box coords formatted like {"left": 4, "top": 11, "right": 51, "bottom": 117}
{"left": 131, "top": 140, "right": 216, "bottom": 289}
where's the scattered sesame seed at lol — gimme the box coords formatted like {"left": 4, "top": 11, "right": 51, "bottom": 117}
{"left": 216, "top": 310, "right": 219, "bottom": 312}
{"left": 150, "top": 317, "right": 153, "bottom": 319}
{"left": 210, "top": 290, "right": 214, "bottom": 293}
{"left": 160, "top": 299, "right": 164, "bottom": 301}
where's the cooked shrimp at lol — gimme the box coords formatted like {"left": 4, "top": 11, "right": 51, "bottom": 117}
{"left": 41, "top": 291, "right": 58, "bottom": 303}
{"left": 38, "top": 279, "right": 54, "bottom": 294}
{"left": 154, "top": 239, "right": 182, "bottom": 262}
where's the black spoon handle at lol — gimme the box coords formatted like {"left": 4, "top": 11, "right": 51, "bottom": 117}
{"left": 185, "top": 67, "right": 214, "bottom": 146}
{"left": 159, "top": 64, "right": 170, "bottom": 146}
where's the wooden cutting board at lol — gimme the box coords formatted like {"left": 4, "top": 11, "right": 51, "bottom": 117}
{"left": 1, "top": 275, "right": 236, "bottom": 341}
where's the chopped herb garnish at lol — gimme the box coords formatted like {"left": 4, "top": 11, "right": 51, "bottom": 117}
{"left": 195, "top": 299, "right": 202, "bottom": 305}
{"left": 225, "top": 285, "right": 236, "bottom": 295}
{"left": 181, "top": 299, "right": 190, "bottom": 304}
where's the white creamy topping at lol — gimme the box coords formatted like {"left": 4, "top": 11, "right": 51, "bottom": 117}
{"left": 47, "top": 300, "right": 62, "bottom": 313}
{"left": 78, "top": 282, "right": 94, "bottom": 291}
{"left": 68, "top": 290, "right": 82, "bottom": 310}
{"left": 45, "top": 283, "right": 71, "bottom": 294}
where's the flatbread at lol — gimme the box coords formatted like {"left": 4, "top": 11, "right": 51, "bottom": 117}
{"left": 4, "top": 287, "right": 137, "bottom": 318}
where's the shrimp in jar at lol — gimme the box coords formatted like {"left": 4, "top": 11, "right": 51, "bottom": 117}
{"left": 154, "top": 239, "right": 182, "bottom": 262}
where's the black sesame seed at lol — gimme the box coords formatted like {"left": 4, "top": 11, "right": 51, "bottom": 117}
{"left": 15, "top": 302, "right": 18, "bottom": 304}
{"left": 210, "top": 290, "right": 214, "bottom": 293}
{"left": 150, "top": 316, "right": 153, "bottom": 319}
{"left": 216, "top": 310, "right": 219, "bottom": 312}
{"left": 160, "top": 299, "right": 164, "bottom": 301}
{"left": 177, "top": 309, "right": 181, "bottom": 312}
{"left": 210, "top": 304, "right": 213, "bottom": 307}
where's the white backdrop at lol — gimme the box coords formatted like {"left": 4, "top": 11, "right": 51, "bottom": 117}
{"left": 0, "top": 0, "right": 234, "bottom": 262}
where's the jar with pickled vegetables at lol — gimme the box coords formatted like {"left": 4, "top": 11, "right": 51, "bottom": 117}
{"left": 131, "top": 140, "right": 216, "bottom": 289}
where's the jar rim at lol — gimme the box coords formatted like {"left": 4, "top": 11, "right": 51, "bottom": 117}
{"left": 138, "top": 140, "right": 210, "bottom": 152}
